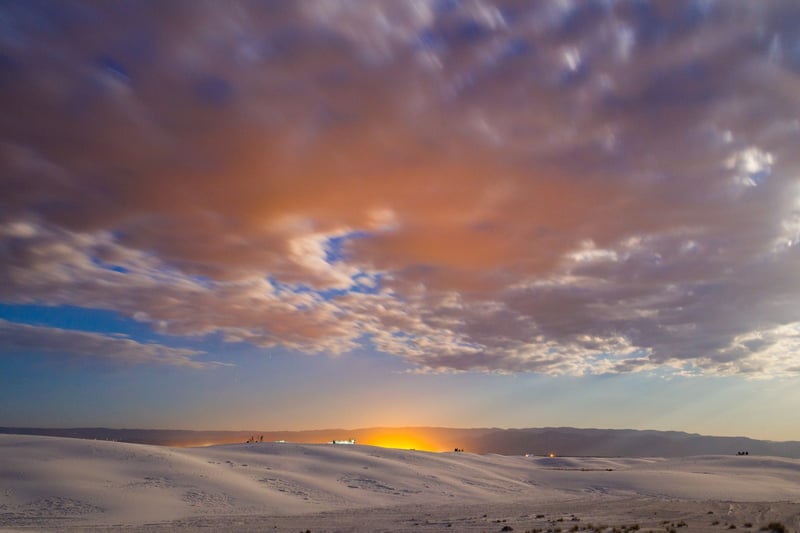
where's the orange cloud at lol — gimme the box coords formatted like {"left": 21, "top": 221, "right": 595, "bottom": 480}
{"left": 2, "top": 1, "right": 800, "bottom": 377}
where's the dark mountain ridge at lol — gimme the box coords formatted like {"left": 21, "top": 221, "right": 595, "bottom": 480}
{"left": 2, "top": 426, "right": 798, "bottom": 457}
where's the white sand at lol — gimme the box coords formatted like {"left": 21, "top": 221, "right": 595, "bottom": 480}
{"left": 1, "top": 434, "right": 799, "bottom": 531}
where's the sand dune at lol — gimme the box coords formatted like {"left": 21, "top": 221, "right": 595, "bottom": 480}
{"left": 1, "top": 435, "right": 799, "bottom": 531}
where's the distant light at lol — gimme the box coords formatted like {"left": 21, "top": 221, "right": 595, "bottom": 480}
{"left": 549, "top": 452, "right": 556, "bottom": 458}
{"left": 364, "top": 433, "right": 438, "bottom": 452}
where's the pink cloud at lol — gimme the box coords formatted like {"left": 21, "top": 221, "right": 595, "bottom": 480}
{"left": 2, "top": 1, "right": 800, "bottom": 376}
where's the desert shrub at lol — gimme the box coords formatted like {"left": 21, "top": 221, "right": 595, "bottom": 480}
{"left": 762, "top": 523, "right": 786, "bottom": 533}
{"left": 729, "top": 525, "right": 737, "bottom": 529}
{"left": 744, "top": 523, "right": 753, "bottom": 528}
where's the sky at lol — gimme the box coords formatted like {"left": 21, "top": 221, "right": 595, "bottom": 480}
{"left": 2, "top": 0, "right": 800, "bottom": 441}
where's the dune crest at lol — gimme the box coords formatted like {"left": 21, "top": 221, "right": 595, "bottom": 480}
{"left": 2, "top": 435, "right": 799, "bottom": 531}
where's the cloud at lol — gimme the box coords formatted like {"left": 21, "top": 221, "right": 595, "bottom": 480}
{"left": 0, "top": 319, "right": 222, "bottom": 369}
{"left": 1, "top": 1, "right": 800, "bottom": 376}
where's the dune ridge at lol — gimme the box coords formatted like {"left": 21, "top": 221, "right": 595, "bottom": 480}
{"left": 2, "top": 434, "right": 800, "bottom": 531}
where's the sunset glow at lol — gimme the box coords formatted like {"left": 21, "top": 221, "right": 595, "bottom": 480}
{"left": 361, "top": 431, "right": 443, "bottom": 452}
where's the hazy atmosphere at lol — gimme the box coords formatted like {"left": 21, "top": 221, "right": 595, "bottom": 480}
{"left": 2, "top": 0, "right": 800, "bottom": 440}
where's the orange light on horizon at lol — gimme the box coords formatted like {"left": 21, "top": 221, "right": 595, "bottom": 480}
{"left": 361, "top": 431, "right": 441, "bottom": 452}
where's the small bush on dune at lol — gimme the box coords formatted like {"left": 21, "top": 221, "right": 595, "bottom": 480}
{"left": 760, "top": 523, "right": 786, "bottom": 533}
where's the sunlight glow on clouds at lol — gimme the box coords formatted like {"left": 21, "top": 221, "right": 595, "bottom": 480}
{"left": 1, "top": 0, "right": 800, "bottom": 378}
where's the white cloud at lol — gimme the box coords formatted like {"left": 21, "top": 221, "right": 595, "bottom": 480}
{"left": 726, "top": 146, "right": 774, "bottom": 188}
{"left": 287, "top": 230, "right": 358, "bottom": 289}
{"left": 562, "top": 46, "right": 581, "bottom": 72}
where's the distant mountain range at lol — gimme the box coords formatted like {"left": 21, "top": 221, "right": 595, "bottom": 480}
{"left": 2, "top": 426, "right": 799, "bottom": 457}
{"left": 461, "top": 427, "right": 800, "bottom": 457}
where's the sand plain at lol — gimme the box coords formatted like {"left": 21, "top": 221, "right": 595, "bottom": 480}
{"left": 1, "top": 435, "right": 798, "bottom": 532}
